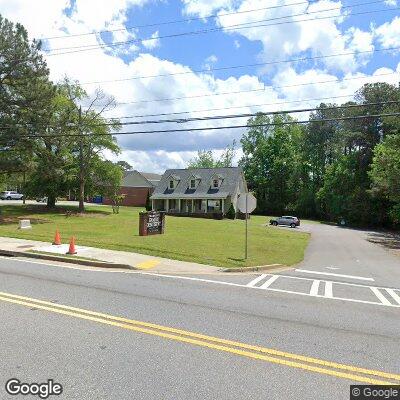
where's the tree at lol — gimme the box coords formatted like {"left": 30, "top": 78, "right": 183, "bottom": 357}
{"left": 145, "top": 191, "right": 152, "bottom": 211}
{"left": 240, "top": 114, "right": 302, "bottom": 215}
{"left": 225, "top": 203, "right": 236, "bottom": 219}
{"left": 239, "top": 82, "right": 400, "bottom": 225}
{"left": 370, "top": 134, "right": 400, "bottom": 224}
{"left": 188, "top": 141, "right": 236, "bottom": 168}
{"left": 0, "top": 14, "right": 54, "bottom": 174}
{"left": 116, "top": 160, "right": 132, "bottom": 171}
{"left": 88, "top": 158, "right": 123, "bottom": 213}
{"left": 188, "top": 150, "right": 215, "bottom": 168}
{"left": 23, "top": 79, "right": 121, "bottom": 210}
{"left": 62, "top": 82, "right": 121, "bottom": 212}
{"left": 23, "top": 81, "right": 79, "bottom": 207}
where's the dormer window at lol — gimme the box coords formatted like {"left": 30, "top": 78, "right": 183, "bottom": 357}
{"left": 188, "top": 174, "right": 200, "bottom": 189}
{"left": 167, "top": 174, "right": 180, "bottom": 190}
{"left": 211, "top": 174, "right": 223, "bottom": 189}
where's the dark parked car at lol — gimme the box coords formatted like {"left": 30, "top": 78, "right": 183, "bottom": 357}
{"left": 270, "top": 216, "right": 300, "bottom": 228}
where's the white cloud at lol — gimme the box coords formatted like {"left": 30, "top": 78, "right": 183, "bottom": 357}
{"left": 181, "top": 0, "right": 234, "bottom": 18}
{"left": 271, "top": 64, "right": 400, "bottom": 109}
{"left": 205, "top": 54, "right": 218, "bottom": 63}
{"left": 375, "top": 16, "right": 400, "bottom": 51}
{"left": 0, "top": 0, "right": 71, "bottom": 40}
{"left": 142, "top": 31, "right": 161, "bottom": 49}
{"left": 202, "top": 54, "right": 218, "bottom": 70}
{"left": 1, "top": 0, "right": 398, "bottom": 173}
{"left": 117, "top": 150, "right": 195, "bottom": 172}
{"left": 70, "top": 0, "right": 147, "bottom": 31}
{"left": 183, "top": 0, "right": 374, "bottom": 73}
{"left": 234, "top": 39, "right": 240, "bottom": 48}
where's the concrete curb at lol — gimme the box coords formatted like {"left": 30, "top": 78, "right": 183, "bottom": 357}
{"left": 0, "top": 249, "right": 135, "bottom": 270}
{"left": 220, "top": 263, "right": 284, "bottom": 273}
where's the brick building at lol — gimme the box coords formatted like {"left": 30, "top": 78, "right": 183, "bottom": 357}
{"left": 104, "top": 170, "right": 161, "bottom": 207}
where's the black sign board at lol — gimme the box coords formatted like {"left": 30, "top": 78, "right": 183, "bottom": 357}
{"left": 139, "top": 211, "right": 165, "bottom": 236}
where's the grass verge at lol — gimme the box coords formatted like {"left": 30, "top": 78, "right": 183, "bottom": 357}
{"left": 0, "top": 204, "right": 310, "bottom": 268}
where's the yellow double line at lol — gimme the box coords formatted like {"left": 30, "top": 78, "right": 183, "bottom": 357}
{"left": 0, "top": 290, "right": 399, "bottom": 385}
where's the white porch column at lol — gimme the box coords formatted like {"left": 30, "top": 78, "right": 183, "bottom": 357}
{"left": 221, "top": 199, "right": 224, "bottom": 214}
{"left": 191, "top": 199, "right": 194, "bottom": 213}
{"left": 166, "top": 199, "right": 169, "bottom": 211}
{"left": 151, "top": 199, "right": 154, "bottom": 211}
{"left": 178, "top": 199, "right": 181, "bottom": 212}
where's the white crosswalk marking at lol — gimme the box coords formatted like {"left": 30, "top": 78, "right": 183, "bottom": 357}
{"left": 246, "top": 274, "right": 267, "bottom": 287}
{"left": 295, "top": 269, "right": 374, "bottom": 281}
{"left": 310, "top": 280, "right": 320, "bottom": 296}
{"left": 324, "top": 281, "right": 333, "bottom": 298}
{"left": 370, "top": 287, "right": 391, "bottom": 306}
{"left": 139, "top": 271, "right": 400, "bottom": 308}
{"left": 386, "top": 289, "right": 400, "bottom": 305}
{"left": 260, "top": 275, "right": 279, "bottom": 289}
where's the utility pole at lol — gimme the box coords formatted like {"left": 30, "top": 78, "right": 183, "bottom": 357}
{"left": 245, "top": 194, "right": 248, "bottom": 260}
{"left": 22, "top": 170, "right": 26, "bottom": 205}
{"left": 78, "top": 106, "right": 84, "bottom": 213}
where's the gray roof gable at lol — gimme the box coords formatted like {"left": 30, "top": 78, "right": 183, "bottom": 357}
{"left": 122, "top": 170, "right": 161, "bottom": 188}
{"left": 151, "top": 167, "right": 245, "bottom": 199}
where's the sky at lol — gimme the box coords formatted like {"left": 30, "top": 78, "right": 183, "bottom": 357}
{"left": 1, "top": 0, "right": 399, "bottom": 172}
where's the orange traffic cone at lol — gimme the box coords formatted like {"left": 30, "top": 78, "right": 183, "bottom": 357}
{"left": 53, "top": 230, "right": 61, "bottom": 245}
{"left": 66, "top": 236, "right": 77, "bottom": 255}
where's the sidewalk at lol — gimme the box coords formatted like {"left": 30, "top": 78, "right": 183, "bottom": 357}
{"left": 0, "top": 236, "right": 221, "bottom": 274}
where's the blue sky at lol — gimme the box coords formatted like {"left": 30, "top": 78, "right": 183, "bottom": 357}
{"left": 1, "top": 0, "right": 399, "bottom": 171}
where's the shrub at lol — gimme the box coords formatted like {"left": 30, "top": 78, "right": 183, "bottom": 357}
{"left": 145, "top": 191, "right": 152, "bottom": 211}
{"left": 225, "top": 203, "right": 236, "bottom": 219}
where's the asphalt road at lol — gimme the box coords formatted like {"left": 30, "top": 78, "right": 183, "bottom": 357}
{"left": 286, "top": 223, "right": 400, "bottom": 288}
{"left": 0, "top": 251, "right": 399, "bottom": 400}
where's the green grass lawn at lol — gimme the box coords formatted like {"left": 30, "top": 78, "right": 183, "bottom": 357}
{"left": 0, "top": 204, "right": 310, "bottom": 268}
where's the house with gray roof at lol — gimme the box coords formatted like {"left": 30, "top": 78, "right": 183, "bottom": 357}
{"left": 150, "top": 167, "right": 248, "bottom": 217}
{"left": 103, "top": 170, "right": 161, "bottom": 207}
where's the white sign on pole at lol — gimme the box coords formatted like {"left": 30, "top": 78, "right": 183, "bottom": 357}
{"left": 237, "top": 193, "right": 257, "bottom": 214}
{"left": 237, "top": 193, "right": 257, "bottom": 260}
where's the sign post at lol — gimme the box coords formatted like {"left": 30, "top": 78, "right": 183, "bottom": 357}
{"left": 237, "top": 193, "right": 257, "bottom": 260}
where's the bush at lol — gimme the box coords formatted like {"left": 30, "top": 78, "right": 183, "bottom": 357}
{"left": 225, "top": 203, "right": 236, "bottom": 219}
{"left": 145, "top": 191, "right": 152, "bottom": 211}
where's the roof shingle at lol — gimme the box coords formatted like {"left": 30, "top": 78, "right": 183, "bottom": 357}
{"left": 151, "top": 167, "right": 243, "bottom": 199}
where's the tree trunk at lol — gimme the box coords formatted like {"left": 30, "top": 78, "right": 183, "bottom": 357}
{"left": 47, "top": 195, "right": 56, "bottom": 208}
{"left": 78, "top": 176, "right": 85, "bottom": 213}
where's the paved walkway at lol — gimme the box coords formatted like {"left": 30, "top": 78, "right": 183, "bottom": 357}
{"left": 0, "top": 237, "right": 220, "bottom": 274}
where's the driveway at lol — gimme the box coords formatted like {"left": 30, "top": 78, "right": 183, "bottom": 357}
{"left": 292, "top": 223, "right": 400, "bottom": 287}
{"left": 0, "top": 199, "right": 104, "bottom": 207}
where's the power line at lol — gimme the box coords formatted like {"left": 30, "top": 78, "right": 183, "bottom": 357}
{"left": 80, "top": 46, "right": 400, "bottom": 86}
{"left": 42, "top": 0, "right": 319, "bottom": 41}
{"left": 3, "top": 100, "right": 397, "bottom": 131}
{"left": 104, "top": 94, "right": 360, "bottom": 119}
{"left": 106, "top": 100, "right": 400, "bottom": 126}
{"left": 92, "top": 71, "right": 399, "bottom": 106}
{"left": 12, "top": 112, "right": 400, "bottom": 139}
{"left": 45, "top": 6, "right": 399, "bottom": 56}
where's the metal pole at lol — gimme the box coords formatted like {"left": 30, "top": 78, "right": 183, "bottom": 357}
{"left": 22, "top": 170, "right": 26, "bottom": 205}
{"left": 245, "top": 194, "right": 248, "bottom": 260}
{"left": 78, "top": 106, "right": 84, "bottom": 212}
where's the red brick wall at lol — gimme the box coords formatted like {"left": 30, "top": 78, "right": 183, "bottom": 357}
{"left": 103, "top": 187, "right": 153, "bottom": 207}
